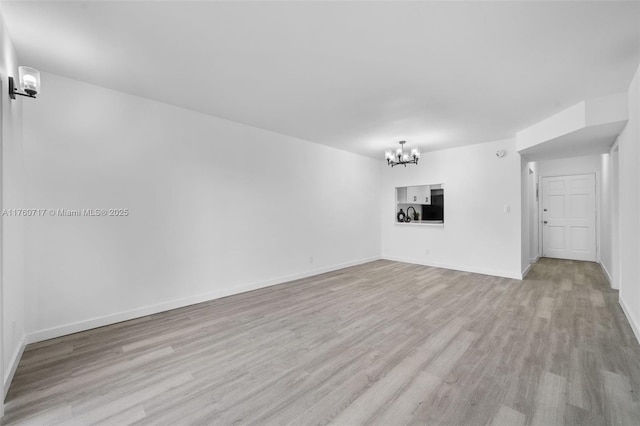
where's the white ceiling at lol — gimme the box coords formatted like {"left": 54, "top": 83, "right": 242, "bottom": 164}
{"left": 2, "top": 1, "right": 639, "bottom": 158}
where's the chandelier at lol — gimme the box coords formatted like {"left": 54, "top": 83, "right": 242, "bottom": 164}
{"left": 385, "top": 141, "right": 420, "bottom": 167}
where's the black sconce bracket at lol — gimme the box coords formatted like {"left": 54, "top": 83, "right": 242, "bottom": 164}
{"left": 8, "top": 76, "right": 37, "bottom": 100}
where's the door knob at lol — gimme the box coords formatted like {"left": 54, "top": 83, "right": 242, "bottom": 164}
{"left": 543, "top": 221, "right": 548, "bottom": 224}
{"left": 544, "top": 209, "right": 548, "bottom": 212}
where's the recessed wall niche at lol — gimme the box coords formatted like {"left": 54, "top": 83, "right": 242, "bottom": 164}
{"left": 395, "top": 184, "right": 444, "bottom": 225}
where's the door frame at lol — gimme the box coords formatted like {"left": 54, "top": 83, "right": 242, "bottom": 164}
{"left": 538, "top": 172, "right": 600, "bottom": 262}
{"left": 0, "top": 75, "right": 4, "bottom": 418}
{"left": 528, "top": 167, "right": 539, "bottom": 263}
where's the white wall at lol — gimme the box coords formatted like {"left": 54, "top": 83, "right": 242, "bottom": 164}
{"left": 536, "top": 154, "right": 602, "bottom": 178}
{"left": 381, "top": 138, "right": 522, "bottom": 279}
{"left": 22, "top": 72, "right": 381, "bottom": 342}
{"left": 516, "top": 102, "right": 586, "bottom": 152}
{"left": 0, "top": 10, "right": 25, "bottom": 400}
{"left": 617, "top": 64, "right": 640, "bottom": 342}
{"left": 516, "top": 93, "right": 627, "bottom": 158}
{"left": 521, "top": 157, "right": 531, "bottom": 274}
{"left": 610, "top": 145, "right": 620, "bottom": 289}
{"left": 600, "top": 152, "right": 613, "bottom": 286}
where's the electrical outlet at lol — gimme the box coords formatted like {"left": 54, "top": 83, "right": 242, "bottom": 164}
{"left": 309, "top": 256, "right": 314, "bottom": 264}
{"left": 503, "top": 205, "right": 511, "bottom": 213}
{"left": 425, "top": 249, "right": 430, "bottom": 255}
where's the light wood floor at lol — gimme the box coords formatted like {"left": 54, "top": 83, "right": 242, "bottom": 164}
{"left": 3, "top": 259, "right": 640, "bottom": 425}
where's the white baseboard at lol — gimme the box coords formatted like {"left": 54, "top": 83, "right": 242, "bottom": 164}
{"left": 619, "top": 297, "right": 640, "bottom": 346}
{"left": 25, "top": 256, "right": 381, "bottom": 345}
{"left": 521, "top": 255, "right": 540, "bottom": 279}
{"left": 3, "top": 335, "right": 26, "bottom": 398}
{"left": 381, "top": 255, "right": 523, "bottom": 280}
{"left": 521, "top": 263, "right": 532, "bottom": 279}
{"left": 599, "top": 262, "right": 615, "bottom": 288}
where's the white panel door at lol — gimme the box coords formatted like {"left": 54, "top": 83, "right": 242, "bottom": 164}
{"left": 542, "top": 174, "right": 596, "bottom": 261}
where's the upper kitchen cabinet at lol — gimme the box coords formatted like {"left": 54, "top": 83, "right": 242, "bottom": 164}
{"left": 406, "top": 185, "right": 431, "bottom": 205}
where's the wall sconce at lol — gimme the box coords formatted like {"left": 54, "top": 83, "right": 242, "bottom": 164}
{"left": 9, "top": 66, "right": 41, "bottom": 100}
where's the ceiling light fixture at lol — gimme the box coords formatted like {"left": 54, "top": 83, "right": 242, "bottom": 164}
{"left": 385, "top": 141, "right": 420, "bottom": 167}
{"left": 9, "top": 66, "right": 41, "bottom": 100}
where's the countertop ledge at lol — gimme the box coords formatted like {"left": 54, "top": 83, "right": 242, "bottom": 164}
{"left": 395, "top": 221, "right": 444, "bottom": 226}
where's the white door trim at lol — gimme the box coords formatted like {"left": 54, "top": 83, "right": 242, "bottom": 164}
{"left": 0, "top": 75, "right": 4, "bottom": 418}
